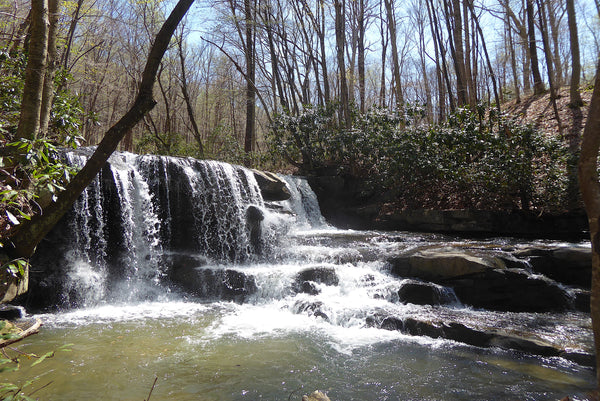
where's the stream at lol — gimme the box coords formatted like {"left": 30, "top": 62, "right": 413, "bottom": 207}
{"left": 9, "top": 151, "right": 596, "bottom": 400}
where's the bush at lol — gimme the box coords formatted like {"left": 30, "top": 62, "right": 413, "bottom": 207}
{"left": 267, "top": 104, "right": 569, "bottom": 212}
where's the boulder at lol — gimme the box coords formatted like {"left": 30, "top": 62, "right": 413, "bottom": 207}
{"left": 388, "top": 248, "right": 498, "bottom": 281}
{"left": 170, "top": 267, "right": 257, "bottom": 303}
{"left": 513, "top": 247, "right": 591, "bottom": 288}
{"left": 371, "top": 315, "right": 562, "bottom": 357}
{"left": 397, "top": 281, "right": 455, "bottom": 306}
{"left": 293, "top": 267, "right": 339, "bottom": 294}
{"left": 449, "top": 269, "right": 570, "bottom": 312}
{"left": 246, "top": 205, "right": 264, "bottom": 254}
{"left": 0, "top": 305, "right": 25, "bottom": 320}
{"left": 252, "top": 170, "right": 291, "bottom": 201}
{"left": 293, "top": 300, "right": 329, "bottom": 321}
{"left": 388, "top": 248, "right": 570, "bottom": 312}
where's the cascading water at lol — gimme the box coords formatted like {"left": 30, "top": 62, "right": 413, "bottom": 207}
{"left": 14, "top": 152, "right": 596, "bottom": 400}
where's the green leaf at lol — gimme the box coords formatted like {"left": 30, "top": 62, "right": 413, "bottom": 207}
{"left": 31, "top": 351, "right": 54, "bottom": 367}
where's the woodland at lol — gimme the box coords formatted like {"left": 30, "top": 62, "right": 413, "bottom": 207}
{"left": 1, "top": 0, "right": 600, "bottom": 396}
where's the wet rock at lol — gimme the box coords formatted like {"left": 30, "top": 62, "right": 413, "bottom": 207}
{"left": 252, "top": 170, "right": 291, "bottom": 201}
{"left": 246, "top": 205, "right": 264, "bottom": 254}
{"left": 302, "top": 390, "right": 332, "bottom": 401}
{"left": 449, "top": 269, "right": 570, "bottom": 312}
{"left": 397, "top": 281, "right": 454, "bottom": 306}
{"left": 560, "top": 351, "right": 596, "bottom": 367}
{"left": 293, "top": 267, "right": 339, "bottom": 294}
{"left": 373, "top": 316, "right": 562, "bottom": 357}
{"left": 293, "top": 300, "right": 329, "bottom": 321}
{"left": 170, "top": 267, "right": 257, "bottom": 303}
{"left": 513, "top": 247, "right": 591, "bottom": 288}
{"left": 388, "top": 248, "right": 496, "bottom": 282}
{"left": 0, "top": 305, "right": 25, "bottom": 320}
{"left": 573, "top": 289, "right": 590, "bottom": 312}
{"left": 388, "top": 248, "right": 570, "bottom": 312}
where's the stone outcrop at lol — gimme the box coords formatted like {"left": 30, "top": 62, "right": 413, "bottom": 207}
{"left": 513, "top": 247, "right": 591, "bottom": 288}
{"left": 293, "top": 267, "right": 339, "bottom": 295}
{"left": 170, "top": 266, "right": 257, "bottom": 303}
{"left": 308, "top": 173, "right": 587, "bottom": 237}
{"left": 397, "top": 281, "right": 455, "bottom": 306}
{"left": 388, "top": 248, "right": 571, "bottom": 312}
{"left": 367, "top": 315, "right": 564, "bottom": 358}
{"left": 252, "top": 170, "right": 291, "bottom": 201}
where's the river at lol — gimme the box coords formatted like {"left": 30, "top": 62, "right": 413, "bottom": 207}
{"left": 9, "top": 152, "right": 596, "bottom": 400}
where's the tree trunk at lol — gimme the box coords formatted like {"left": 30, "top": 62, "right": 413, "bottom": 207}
{"left": 357, "top": 0, "right": 366, "bottom": 113}
{"left": 577, "top": 59, "right": 600, "bottom": 390}
{"left": 536, "top": 0, "right": 562, "bottom": 135}
{"left": 244, "top": 0, "right": 256, "bottom": 154}
{"left": 506, "top": 12, "right": 521, "bottom": 103}
{"left": 16, "top": 0, "right": 49, "bottom": 140}
{"left": 178, "top": 35, "right": 204, "bottom": 156}
{"left": 38, "top": 0, "right": 60, "bottom": 138}
{"left": 384, "top": 0, "right": 404, "bottom": 108}
{"left": 61, "top": 0, "right": 84, "bottom": 71}
{"left": 526, "top": 0, "right": 544, "bottom": 95}
{"left": 567, "top": 0, "right": 583, "bottom": 107}
{"left": 334, "top": 0, "right": 351, "bottom": 128}
{"left": 8, "top": 0, "right": 195, "bottom": 259}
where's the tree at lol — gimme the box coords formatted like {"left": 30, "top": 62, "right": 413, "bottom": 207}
{"left": 525, "top": 0, "right": 544, "bottom": 95}
{"left": 578, "top": 58, "right": 600, "bottom": 390}
{"left": 8, "top": 0, "right": 196, "bottom": 258}
{"left": 567, "top": 0, "right": 583, "bottom": 107}
{"left": 15, "top": 0, "right": 49, "bottom": 140}
{"left": 334, "top": 0, "right": 351, "bottom": 128}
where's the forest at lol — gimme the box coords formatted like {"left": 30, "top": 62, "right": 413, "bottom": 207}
{"left": 2, "top": 0, "right": 600, "bottom": 398}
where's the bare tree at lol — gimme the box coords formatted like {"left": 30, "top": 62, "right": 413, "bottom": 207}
{"left": 9, "top": 0, "right": 196, "bottom": 258}
{"left": 567, "top": 0, "right": 583, "bottom": 107}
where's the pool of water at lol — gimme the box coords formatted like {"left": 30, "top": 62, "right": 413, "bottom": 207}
{"left": 9, "top": 297, "right": 595, "bottom": 401}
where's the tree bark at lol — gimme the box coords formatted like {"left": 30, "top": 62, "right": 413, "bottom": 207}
{"left": 526, "top": 0, "right": 544, "bottom": 95}
{"left": 567, "top": 0, "right": 583, "bottom": 107}
{"left": 578, "top": 59, "right": 600, "bottom": 390}
{"left": 38, "top": 0, "right": 60, "bottom": 137}
{"left": 536, "top": 0, "right": 562, "bottom": 135}
{"left": 244, "top": 0, "right": 256, "bottom": 154}
{"left": 8, "top": 0, "right": 196, "bottom": 259}
{"left": 178, "top": 35, "right": 204, "bottom": 157}
{"left": 383, "top": 0, "right": 404, "bottom": 108}
{"left": 16, "top": 0, "right": 49, "bottom": 140}
{"left": 334, "top": 0, "right": 351, "bottom": 128}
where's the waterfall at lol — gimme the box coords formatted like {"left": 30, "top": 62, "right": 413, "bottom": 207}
{"left": 29, "top": 150, "right": 272, "bottom": 308}
{"left": 280, "top": 175, "right": 329, "bottom": 229}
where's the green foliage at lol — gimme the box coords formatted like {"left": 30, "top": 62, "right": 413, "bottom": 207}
{"left": 0, "top": 336, "right": 71, "bottom": 401}
{"left": 268, "top": 104, "right": 569, "bottom": 211}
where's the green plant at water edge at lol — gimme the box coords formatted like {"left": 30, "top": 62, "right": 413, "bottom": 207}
{"left": 0, "top": 321, "right": 71, "bottom": 401}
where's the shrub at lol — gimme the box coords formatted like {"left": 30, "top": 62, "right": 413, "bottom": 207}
{"left": 267, "top": 104, "right": 569, "bottom": 212}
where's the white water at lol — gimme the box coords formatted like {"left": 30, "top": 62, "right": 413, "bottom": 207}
{"left": 16, "top": 153, "right": 595, "bottom": 400}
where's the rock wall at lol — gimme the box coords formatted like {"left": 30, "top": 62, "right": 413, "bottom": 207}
{"left": 308, "top": 174, "right": 588, "bottom": 238}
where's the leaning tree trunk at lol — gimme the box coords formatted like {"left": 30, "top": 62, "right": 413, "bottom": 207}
{"left": 578, "top": 59, "right": 600, "bottom": 389}
{"left": 8, "top": 0, "right": 196, "bottom": 259}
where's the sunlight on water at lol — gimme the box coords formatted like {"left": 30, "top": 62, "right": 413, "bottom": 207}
{"left": 19, "top": 158, "right": 596, "bottom": 400}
